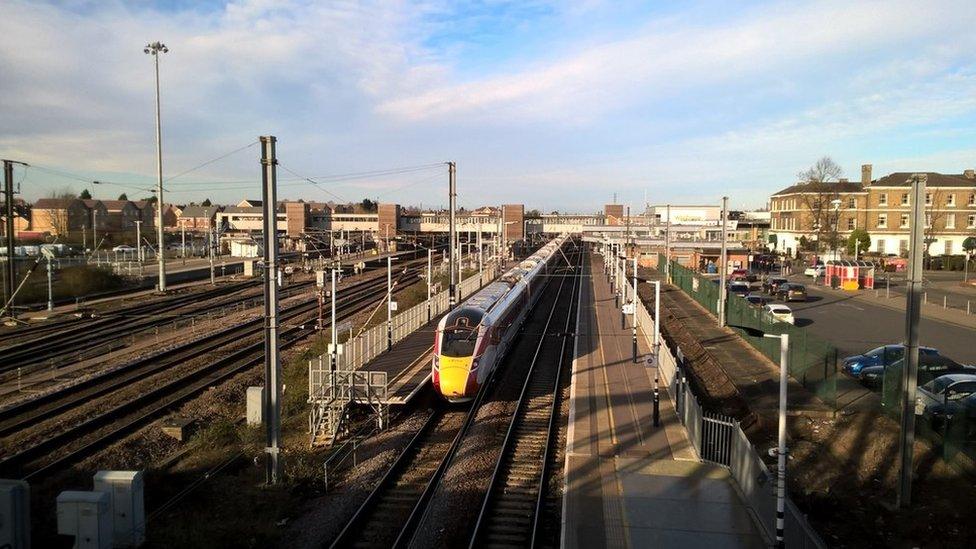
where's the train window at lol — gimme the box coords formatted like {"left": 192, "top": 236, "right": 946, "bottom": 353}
{"left": 441, "top": 329, "right": 477, "bottom": 357}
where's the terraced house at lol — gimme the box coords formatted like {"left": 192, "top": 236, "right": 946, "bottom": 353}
{"left": 769, "top": 165, "right": 976, "bottom": 257}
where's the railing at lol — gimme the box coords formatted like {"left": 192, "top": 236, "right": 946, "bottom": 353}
{"left": 626, "top": 269, "right": 827, "bottom": 549}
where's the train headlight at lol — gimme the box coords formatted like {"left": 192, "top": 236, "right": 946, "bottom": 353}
{"left": 432, "top": 355, "right": 440, "bottom": 371}
{"left": 471, "top": 358, "right": 480, "bottom": 371}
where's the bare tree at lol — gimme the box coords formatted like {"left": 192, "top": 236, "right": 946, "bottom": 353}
{"left": 924, "top": 188, "right": 949, "bottom": 256}
{"left": 796, "top": 157, "right": 844, "bottom": 253}
{"left": 43, "top": 187, "right": 78, "bottom": 236}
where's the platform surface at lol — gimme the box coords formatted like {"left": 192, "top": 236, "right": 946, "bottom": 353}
{"left": 562, "top": 251, "right": 767, "bottom": 549}
{"left": 353, "top": 313, "right": 443, "bottom": 404}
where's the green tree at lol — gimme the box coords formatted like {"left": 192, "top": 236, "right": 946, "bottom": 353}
{"left": 963, "top": 236, "right": 976, "bottom": 254}
{"left": 846, "top": 229, "right": 870, "bottom": 257}
{"left": 79, "top": 189, "right": 92, "bottom": 200}
{"left": 360, "top": 198, "right": 377, "bottom": 212}
{"left": 117, "top": 192, "right": 128, "bottom": 201}
{"left": 201, "top": 198, "right": 212, "bottom": 207}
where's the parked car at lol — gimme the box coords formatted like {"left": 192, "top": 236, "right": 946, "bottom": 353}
{"left": 764, "top": 303, "right": 795, "bottom": 324}
{"left": 731, "top": 269, "right": 757, "bottom": 282}
{"left": 776, "top": 283, "right": 808, "bottom": 302}
{"left": 728, "top": 280, "right": 751, "bottom": 297}
{"left": 745, "top": 293, "right": 770, "bottom": 308}
{"left": 762, "top": 277, "right": 788, "bottom": 295}
{"left": 842, "top": 344, "right": 941, "bottom": 378}
{"left": 804, "top": 263, "right": 825, "bottom": 277}
{"left": 112, "top": 245, "right": 136, "bottom": 253}
{"left": 859, "top": 354, "right": 974, "bottom": 389}
{"left": 915, "top": 374, "right": 976, "bottom": 430}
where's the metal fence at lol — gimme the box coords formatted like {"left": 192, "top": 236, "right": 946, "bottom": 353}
{"left": 664, "top": 256, "right": 840, "bottom": 409}
{"left": 628, "top": 271, "right": 827, "bottom": 548}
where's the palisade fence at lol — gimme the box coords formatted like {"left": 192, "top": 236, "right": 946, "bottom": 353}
{"left": 661, "top": 255, "right": 840, "bottom": 409}
{"left": 623, "top": 264, "right": 827, "bottom": 548}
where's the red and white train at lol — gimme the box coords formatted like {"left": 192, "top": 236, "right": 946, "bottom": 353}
{"left": 432, "top": 234, "right": 569, "bottom": 402}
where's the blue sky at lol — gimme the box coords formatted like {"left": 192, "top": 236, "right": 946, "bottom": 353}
{"left": 3, "top": 0, "right": 976, "bottom": 213}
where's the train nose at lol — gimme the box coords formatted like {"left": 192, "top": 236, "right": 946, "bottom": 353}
{"left": 438, "top": 357, "right": 472, "bottom": 398}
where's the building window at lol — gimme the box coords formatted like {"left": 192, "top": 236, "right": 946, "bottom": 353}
{"left": 925, "top": 193, "right": 933, "bottom": 206}
{"left": 878, "top": 213, "right": 887, "bottom": 228}
{"left": 848, "top": 197, "right": 857, "bottom": 209}
{"left": 879, "top": 193, "right": 888, "bottom": 206}
{"left": 947, "top": 214, "right": 955, "bottom": 229}
{"left": 877, "top": 239, "right": 886, "bottom": 254}
{"left": 947, "top": 194, "right": 956, "bottom": 207}
{"left": 969, "top": 214, "right": 976, "bottom": 228}
{"left": 900, "top": 239, "right": 909, "bottom": 255}
{"left": 900, "top": 213, "right": 909, "bottom": 228}
{"left": 969, "top": 193, "right": 975, "bottom": 206}
{"left": 945, "top": 241, "right": 953, "bottom": 255}
{"left": 847, "top": 218, "right": 856, "bottom": 230}
{"left": 925, "top": 214, "right": 932, "bottom": 228}
{"left": 901, "top": 193, "right": 910, "bottom": 206}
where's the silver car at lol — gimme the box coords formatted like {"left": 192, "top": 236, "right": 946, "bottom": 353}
{"left": 915, "top": 373, "right": 976, "bottom": 429}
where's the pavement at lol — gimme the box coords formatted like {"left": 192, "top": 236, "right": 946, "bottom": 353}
{"left": 562, "top": 251, "right": 767, "bottom": 548}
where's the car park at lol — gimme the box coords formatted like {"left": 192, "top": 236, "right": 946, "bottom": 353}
{"left": 842, "top": 344, "right": 940, "bottom": 378}
{"left": 776, "top": 283, "right": 808, "bottom": 302}
{"left": 915, "top": 374, "right": 976, "bottom": 430}
{"left": 728, "top": 280, "right": 751, "bottom": 297}
{"left": 762, "top": 277, "right": 788, "bottom": 295}
{"left": 859, "top": 354, "right": 974, "bottom": 389}
{"left": 745, "top": 293, "right": 770, "bottom": 308}
{"left": 764, "top": 303, "right": 794, "bottom": 324}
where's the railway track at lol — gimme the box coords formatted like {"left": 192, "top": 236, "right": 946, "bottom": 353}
{"left": 468, "top": 243, "right": 581, "bottom": 548}
{"left": 0, "top": 262, "right": 428, "bottom": 479}
{"left": 330, "top": 241, "right": 578, "bottom": 549}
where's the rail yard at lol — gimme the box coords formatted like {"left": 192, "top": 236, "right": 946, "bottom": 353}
{"left": 4, "top": 4, "right": 976, "bottom": 548}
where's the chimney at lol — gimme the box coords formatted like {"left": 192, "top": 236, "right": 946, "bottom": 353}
{"left": 964, "top": 169, "right": 975, "bottom": 180}
{"left": 861, "top": 164, "right": 872, "bottom": 185}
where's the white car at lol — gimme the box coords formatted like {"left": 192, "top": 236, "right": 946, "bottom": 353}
{"left": 112, "top": 245, "right": 137, "bottom": 253}
{"left": 764, "top": 303, "right": 795, "bottom": 325}
{"left": 804, "top": 264, "right": 825, "bottom": 277}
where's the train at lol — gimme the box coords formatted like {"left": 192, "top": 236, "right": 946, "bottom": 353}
{"left": 432, "top": 234, "right": 570, "bottom": 402}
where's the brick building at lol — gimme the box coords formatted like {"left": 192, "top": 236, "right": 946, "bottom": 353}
{"left": 769, "top": 165, "right": 976, "bottom": 257}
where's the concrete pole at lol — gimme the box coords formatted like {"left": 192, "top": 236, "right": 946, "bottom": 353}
{"left": 209, "top": 220, "right": 216, "bottom": 285}
{"left": 665, "top": 204, "right": 671, "bottom": 282}
{"left": 427, "top": 248, "right": 432, "bottom": 323}
{"left": 47, "top": 255, "right": 54, "bottom": 311}
{"left": 259, "top": 135, "right": 282, "bottom": 485}
{"left": 93, "top": 210, "right": 98, "bottom": 256}
{"left": 653, "top": 280, "right": 660, "bottom": 353}
{"left": 719, "top": 196, "right": 728, "bottom": 327}
{"left": 180, "top": 219, "right": 186, "bottom": 264}
{"left": 898, "top": 174, "right": 926, "bottom": 508}
{"left": 478, "top": 217, "right": 483, "bottom": 276}
{"left": 150, "top": 44, "right": 167, "bottom": 292}
{"left": 134, "top": 220, "right": 142, "bottom": 262}
{"left": 448, "top": 162, "right": 457, "bottom": 309}
{"left": 331, "top": 268, "right": 337, "bottom": 371}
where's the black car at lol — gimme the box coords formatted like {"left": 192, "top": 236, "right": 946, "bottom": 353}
{"left": 728, "top": 280, "right": 751, "bottom": 297}
{"left": 745, "top": 293, "right": 770, "bottom": 308}
{"left": 776, "top": 283, "right": 808, "bottom": 302}
{"left": 762, "top": 277, "right": 788, "bottom": 295}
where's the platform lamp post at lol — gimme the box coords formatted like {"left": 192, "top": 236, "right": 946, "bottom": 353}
{"left": 144, "top": 41, "right": 168, "bottom": 293}
{"left": 387, "top": 255, "right": 399, "bottom": 351}
{"left": 718, "top": 196, "right": 728, "bottom": 327}
{"left": 632, "top": 255, "right": 639, "bottom": 363}
{"left": 427, "top": 248, "right": 433, "bottom": 323}
{"left": 732, "top": 324, "right": 789, "bottom": 548}
{"left": 330, "top": 268, "right": 338, "bottom": 371}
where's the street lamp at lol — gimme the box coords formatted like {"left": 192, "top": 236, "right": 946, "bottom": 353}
{"left": 144, "top": 41, "right": 168, "bottom": 292}
{"left": 830, "top": 198, "right": 842, "bottom": 261}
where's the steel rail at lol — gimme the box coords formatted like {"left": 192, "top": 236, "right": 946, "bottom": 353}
{"left": 0, "top": 264, "right": 426, "bottom": 478}
{"left": 467, "top": 242, "right": 581, "bottom": 548}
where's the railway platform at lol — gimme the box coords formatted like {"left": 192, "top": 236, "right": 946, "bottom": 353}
{"left": 352, "top": 314, "right": 442, "bottom": 405}
{"left": 562, "top": 252, "right": 767, "bottom": 548}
